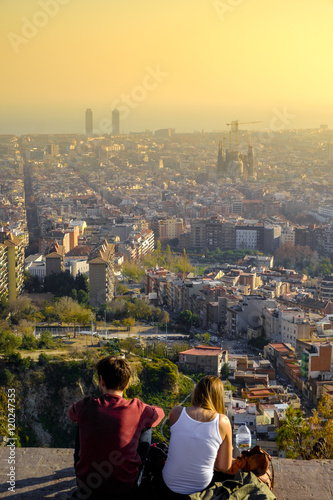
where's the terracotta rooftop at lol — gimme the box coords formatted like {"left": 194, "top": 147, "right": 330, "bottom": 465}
{"left": 180, "top": 345, "right": 222, "bottom": 356}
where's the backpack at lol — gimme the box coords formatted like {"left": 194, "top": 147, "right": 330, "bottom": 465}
{"left": 137, "top": 442, "right": 169, "bottom": 499}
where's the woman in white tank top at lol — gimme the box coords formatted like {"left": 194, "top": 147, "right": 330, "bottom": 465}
{"left": 162, "top": 375, "right": 232, "bottom": 495}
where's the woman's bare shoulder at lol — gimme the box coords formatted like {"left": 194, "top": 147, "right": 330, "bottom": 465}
{"left": 170, "top": 405, "right": 183, "bottom": 425}
{"left": 219, "top": 414, "right": 231, "bottom": 430}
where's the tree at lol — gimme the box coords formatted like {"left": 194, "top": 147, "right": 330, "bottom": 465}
{"left": 0, "top": 296, "right": 9, "bottom": 320}
{"left": 18, "top": 319, "right": 35, "bottom": 336}
{"left": 277, "top": 396, "right": 333, "bottom": 459}
{"left": 158, "top": 310, "right": 170, "bottom": 325}
{"left": 169, "top": 238, "right": 179, "bottom": 248}
{"left": 0, "top": 331, "right": 22, "bottom": 354}
{"left": 274, "top": 244, "right": 318, "bottom": 273}
{"left": 122, "top": 337, "right": 137, "bottom": 354}
{"left": 24, "top": 271, "right": 42, "bottom": 293}
{"left": 141, "top": 253, "right": 158, "bottom": 269}
{"left": 249, "top": 337, "right": 270, "bottom": 350}
{"left": 192, "top": 314, "right": 200, "bottom": 327}
{"left": 108, "top": 298, "right": 129, "bottom": 320}
{"left": 54, "top": 297, "right": 90, "bottom": 336}
{"left": 38, "top": 330, "right": 55, "bottom": 349}
{"left": 171, "top": 250, "right": 195, "bottom": 275}
{"left": 122, "top": 261, "right": 145, "bottom": 282}
{"left": 178, "top": 310, "right": 199, "bottom": 329}
{"left": 9, "top": 297, "right": 35, "bottom": 323}
{"left": 0, "top": 368, "right": 15, "bottom": 386}
{"left": 308, "top": 394, "right": 333, "bottom": 458}
{"left": 38, "top": 353, "right": 50, "bottom": 366}
{"left": 115, "top": 283, "right": 128, "bottom": 296}
{"left": 43, "top": 270, "right": 75, "bottom": 297}
{"left": 20, "top": 333, "right": 38, "bottom": 351}
{"left": 224, "top": 380, "right": 237, "bottom": 395}
{"left": 221, "top": 362, "right": 231, "bottom": 379}
{"left": 155, "top": 240, "right": 162, "bottom": 256}
{"left": 101, "top": 339, "right": 121, "bottom": 356}
{"left": 178, "top": 310, "right": 193, "bottom": 327}
{"left": 201, "top": 332, "right": 211, "bottom": 344}
{"left": 43, "top": 271, "right": 89, "bottom": 298}
{"left": 122, "top": 317, "right": 135, "bottom": 330}
{"left": 316, "top": 258, "right": 332, "bottom": 277}
{"left": 41, "top": 303, "right": 57, "bottom": 324}
{"left": 276, "top": 406, "right": 311, "bottom": 459}
{"left": 143, "top": 359, "right": 179, "bottom": 393}
{"left": 77, "top": 289, "right": 89, "bottom": 307}
{"left": 75, "top": 273, "right": 89, "bottom": 293}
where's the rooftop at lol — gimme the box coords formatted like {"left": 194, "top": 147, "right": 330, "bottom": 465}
{"left": 180, "top": 345, "right": 222, "bottom": 356}
{"left": 0, "top": 448, "right": 332, "bottom": 499}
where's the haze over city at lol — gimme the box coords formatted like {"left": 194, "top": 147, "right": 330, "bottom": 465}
{"left": 3, "top": 2, "right": 333, "bottom": 498}
{"left": 2, "top": 0, "right": 333, "bottom": 134}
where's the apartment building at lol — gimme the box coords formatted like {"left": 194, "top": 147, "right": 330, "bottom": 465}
{"left": 226, "top": 295, "right": 277, "bottom": 338}
{"left": 320, "top": 275, "right": 333, "bottom": 302}
{"left": 159, "top": 218, "right": 183, "bottom": 241}
{"left": 0, "top": 231, "right": 26, "bottom": 302}
{"left": 235, "top": 224, "right": 264, "bottom": 250}
{"left": 178, "top": 345, "right": 225, "bottom": 376}
{"left": 281, "top": 311, "right": 311, "bottom": 348}
{"left": 280, "top": 225, "right": 295, "bottom": 246}
{"left": 301, "top": 342, "right": 333, "bottom": 381}
{"left": 119, "top": 228, "right": 154, "bottom": 261}
{"left": 0, "top": 243, "right": 8, "bottom": 298}
{"left": 45, "top": 243, "right": 66, "bottom": 276}
{"left": 88, "top": 240, "right": 115, "bottom": 307}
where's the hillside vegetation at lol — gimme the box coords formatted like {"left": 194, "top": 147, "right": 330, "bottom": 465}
{"left": 0, "top": 350, "right": 194, "bottom": 447}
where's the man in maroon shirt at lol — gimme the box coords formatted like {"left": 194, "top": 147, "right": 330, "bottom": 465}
{"left": 68, "top": 356, "right": 164, "bottom": 499}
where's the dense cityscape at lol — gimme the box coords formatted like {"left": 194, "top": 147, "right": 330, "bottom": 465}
{"left": 3, "top": 0, "right": 333, "bottom": 497}
{"left": 1, "top": 118, "right": 333, "bottom": 461}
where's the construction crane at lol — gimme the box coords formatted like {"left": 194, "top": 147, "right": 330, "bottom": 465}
{"left": 226, "top": 120, "right": 263, "bottom": 153}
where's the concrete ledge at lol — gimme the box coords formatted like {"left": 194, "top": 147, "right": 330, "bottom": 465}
{"left": 0, "top": 448, "right": 333, "bottom": 499}
{"left": 0, "top": 448, "right": 75, "bottom": 499}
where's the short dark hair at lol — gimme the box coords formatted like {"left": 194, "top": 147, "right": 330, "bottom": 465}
{"left": 96, "top": 356, "right": 131, "bottom": 391}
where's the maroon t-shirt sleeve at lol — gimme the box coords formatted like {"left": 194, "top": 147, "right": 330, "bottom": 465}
{"left": 68, "top": 398, "right": 85, "bottom": 422}
{"left": 140, "top": 403, "right": 165, "bottom": 428}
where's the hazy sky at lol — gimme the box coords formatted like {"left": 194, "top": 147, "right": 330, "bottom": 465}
{"left": 1, "top": 0, "right": 333, "bottom": 134}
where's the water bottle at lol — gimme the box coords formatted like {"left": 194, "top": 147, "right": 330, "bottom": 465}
{"left": 235, "top": 422, "right": 251, "bottom": 452}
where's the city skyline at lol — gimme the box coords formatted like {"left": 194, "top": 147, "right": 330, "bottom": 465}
{"left": 2, "top": 0, "right": 333, "bottom": 134}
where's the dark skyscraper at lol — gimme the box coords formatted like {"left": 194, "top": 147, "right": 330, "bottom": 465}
{"left": 216, "top": 141, "right": 224, "bottom": 178}
{"left": 112, "top": 109, "right": 120, "bottom": 135}
{"left": 247, "top": 143, "right": 254, "bottom": 178}
{"left": 85, "top": 108, "right": 93, "bottom": 135}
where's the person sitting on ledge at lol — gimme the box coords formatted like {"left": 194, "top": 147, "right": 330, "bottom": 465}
{"left": 161, "top": 375, "right": 233, "bottom": 498}
{"left": 68, "top": 355, "right": 164, "bottom": 500}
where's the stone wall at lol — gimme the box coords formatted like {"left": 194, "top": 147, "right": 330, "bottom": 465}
{"left": 0, "top": 448, "right": 332, "bottom": 499}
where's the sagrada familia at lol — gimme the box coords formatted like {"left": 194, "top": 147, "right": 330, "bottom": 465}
{"left": 216, "top": 142, "right": 255, "bottom": 181}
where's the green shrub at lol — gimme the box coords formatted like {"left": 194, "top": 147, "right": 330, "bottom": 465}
{"left": 38, "top": 353, "right": 50, "bottom": 366}
{"left": 38, "top": 331, "right": 55, "bottom": 349}
{"left": 0, "top": 368, "right": 15, "bottom": 386}
{"left": 0, "top": 331, "right": 22, "bottom": 353}
{"left": 20, "top": 334, "right": 38, "bottom": 350}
